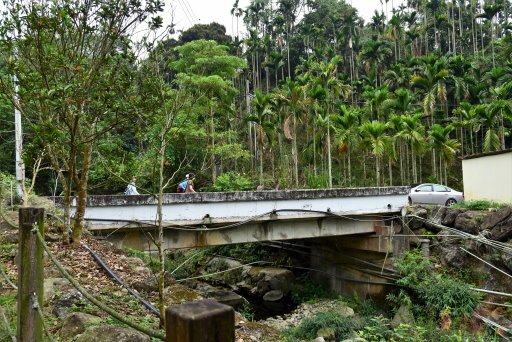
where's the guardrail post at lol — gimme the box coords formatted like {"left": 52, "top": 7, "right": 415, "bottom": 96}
{"left": 419, "top": 239, "right": 430, "bottom": 257}
{"left": 17, "top": 207, "right": 44, "bottom": 342}
{"left": 165, "top": 300, "right": 234, "bottom": 342}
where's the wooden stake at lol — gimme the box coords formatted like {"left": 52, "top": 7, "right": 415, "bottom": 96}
{"left": 17, "top": 207, "right": 44, "bottom": 342}
{"left": 165, "top": 300, "right": 234, "bottom": 342}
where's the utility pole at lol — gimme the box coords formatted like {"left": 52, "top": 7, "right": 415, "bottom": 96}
{"left": 14, "top": 75, "right": 25, "bottom": 200}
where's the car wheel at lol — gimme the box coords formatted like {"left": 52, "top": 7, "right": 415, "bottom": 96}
{"left": 408, "top": 196, "right": 412, "bottom": 205}
{"left": 445, "top": 198, "right": 457, "bottom": 207}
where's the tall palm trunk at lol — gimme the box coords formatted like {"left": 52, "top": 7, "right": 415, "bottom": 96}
{"left": 210, "top": 107, "right": 217, "bottom": 182}
{"left": 376, "top": 156, "right": 380, "bottom": 187}
{"left": 327, "top": 123, "right": 332, "bottom": 188}
{"left": 292, "top": 115, "right": 299, "bottom": 187}
{"left": 388, "top": 158, "right": 393, "bottom": 186}
{"left": 347, "top": 149, "right": 352, "bottom": 186}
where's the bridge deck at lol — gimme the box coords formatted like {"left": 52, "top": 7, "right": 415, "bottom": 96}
{"left": 64, "top": 186, "right": 409, "bottom": 230}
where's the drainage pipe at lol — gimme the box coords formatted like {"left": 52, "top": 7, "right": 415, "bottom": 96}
{"left": 80, "top": 242, "right": 160, "bottom": 317}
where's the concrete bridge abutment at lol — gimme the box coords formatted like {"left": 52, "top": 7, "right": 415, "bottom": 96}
{"left": 308, "top": 219, "right": 408, "bottom": 301}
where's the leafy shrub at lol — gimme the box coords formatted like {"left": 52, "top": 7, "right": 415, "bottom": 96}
{"left": 283, "top": 309, "right": 361, "bottom": 341}
{"left": 0, "top": 172, "right": 17, "bottom": 205}
{"left": 390, "top": 249, "right": 480, "bottom": 321}
{"left": 394, "top": 249, "right": 431, "bottom": 287}
{"left": 416, "top": 274, "right": 480, "bottom": 319}
{"left": 358, "top": 316, "right": 427, "bottom": 342}
{"left": 212, "top": 172, "right": 253, "bottom": 192}
{"left": 305, "top": 170, "right": 328, "bottom": 189}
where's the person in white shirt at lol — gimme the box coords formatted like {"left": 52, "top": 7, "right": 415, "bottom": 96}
{"left": 125, "top": 177, "right": 140, "bottom": 195}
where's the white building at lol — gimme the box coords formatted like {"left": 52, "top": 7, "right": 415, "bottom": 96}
{"left": 462, "top": 149, "right": 512, "bottom": 204}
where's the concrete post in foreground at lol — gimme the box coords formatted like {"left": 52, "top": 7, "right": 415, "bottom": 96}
{"left": 17, "top": 207, "right": 44, "bottom": 342}
{"left": 165, "top": 300, "right": 234, "bottom": 342}
{"left": 419, "top": 239, "right": 430, "bottom": 257}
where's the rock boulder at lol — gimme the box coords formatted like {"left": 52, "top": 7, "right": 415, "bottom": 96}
{"left": 454, "top": 211, "right": 485, "bottom": 234}
{"left": 58, "top": 312, "right": 102, "bottom": 340}
{"left": 53, "top": 290, "right": 85, "bottom": 318}
{"left": 481, "top": 207, "right": 512, "bottom": 230}
{"left": 75, "top": 325, "right": 150, "bottom": 342}
{"left": 43, "top": 278, "right": 69, "bottom": 304}
{"left": 441, "top": 208, "right": 466, "bottom": 227}
{"left": 242, "top": 267, "right": 295, "bottom": 297}
{"left": 391, "top": 305, "right": 415, "bottom": 328}
{"left": 489, "top": 217, "right": 512, "bottom": 242}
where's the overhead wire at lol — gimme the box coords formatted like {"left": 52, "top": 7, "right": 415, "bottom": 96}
{"left": 460, "top": 247, "right": 512, "bottom": 280}
{"left": 176, "top": 0, "right": 195, "bottom": 26}
{"left": 473, "top": 313, "right": 511, "bottom": 338}
{"left": 182, "top": 0, "right": 198, "bottom": 23}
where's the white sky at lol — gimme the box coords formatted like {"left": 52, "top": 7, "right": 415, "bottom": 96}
{"left": 167, "top": 0, "right": 407, "bottom": 37}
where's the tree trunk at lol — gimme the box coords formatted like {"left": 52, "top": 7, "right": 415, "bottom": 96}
{"left": 376, "top": 156, "right": 380, "bottom": 187}
{"left": 157, "top": 137, "right": 167, "bottom": 326}
{"left": 71, "top": 140, "right": 93, "bottom": 243}
{"left": 210, "top": 107, "right": 217, "bottom": 182}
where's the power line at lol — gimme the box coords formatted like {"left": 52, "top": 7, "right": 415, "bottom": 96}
{"left": 176, "top": 0, "right": 194, "bottom": 26}
{"left": 182, "top": 0, "right": 198, "bottom": 24}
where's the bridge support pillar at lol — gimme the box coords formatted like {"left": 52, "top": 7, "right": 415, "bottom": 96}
{"left": 309, "top": 219, "right": 407, "bottom": 302}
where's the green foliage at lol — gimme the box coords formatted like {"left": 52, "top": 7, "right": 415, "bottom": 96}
{"left": 0, "top": 292, "right": 17, "bottom": 339}
{"left": 290, "top": 275, "right": 334, "bottom": 304}
{"left": 166, "top": 248, "right": 211, "bottom": 280}
{"left": 358, "top": 316, "right": 428, "bottom": 342}
{"left": 283, "top": 309, "right": 362, "bottom": 341}
{"left": 393, "top": 249, "right": 431, "bottom": 287}
{"left": 391, "top": 250, "right": 480, "bottom": 320}
{"left": 452, "top": 200, "right": 509, "bottom": 210}
{"left": 0, "top": 172, "right": 17, "bottom": 204}
{"left": 305, "top": 170, "right": 328, "bottom": 188}
{"left": 239, "top": 302, "right": 255, "bottom": 321}
{"left": 212, "top": 172, "right": 254, "bottom": 192}
{"left": 124, "top": 248, "right": 162, "bottom": 273}
{"left": 212, "top": 244, "right": 267, "bottom": 264}
{"left": 344, "top": 294, "right": 379, "bottom": 318}
{"left": 416, "top": 274, "right": 480, "bottom": 319}
{"left": 172, "top": 40, "right": 247, "bottom": 79}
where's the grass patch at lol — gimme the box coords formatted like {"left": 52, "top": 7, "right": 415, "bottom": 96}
{"left": 452, "top": 200, "right": 509, "bottom": 210}
{"left": 283, "top": 309, "right": 363, "bottom": 341}
{"left": 0, "top": 292, "right": 17, "bottom": 339}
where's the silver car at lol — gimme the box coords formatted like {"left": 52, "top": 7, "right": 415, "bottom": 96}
{"left": 409, "top": 183, "right": 464, "bottom": 206}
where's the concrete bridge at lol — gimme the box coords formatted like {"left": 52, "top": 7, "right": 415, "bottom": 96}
{"left": 56, "top": 186, "right": 412, "bottom": 299}
{"left": 67, "top": 186, "right": 409, "bottom": 250}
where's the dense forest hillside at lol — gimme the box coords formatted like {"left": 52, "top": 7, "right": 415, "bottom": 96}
{"left": 0, "top": 0, "right": 511, "bottom": 197}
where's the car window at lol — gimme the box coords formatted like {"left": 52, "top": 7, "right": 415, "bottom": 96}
{"left": 416, "top": 185, "right": 432, "bottom": 192}
{"left": 433, "top": 185, "right": 448, "bottom": 192}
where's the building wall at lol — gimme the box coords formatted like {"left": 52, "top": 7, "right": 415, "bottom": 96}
{"left": 462, "top": 152, "right": 512, "bottom": 203}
